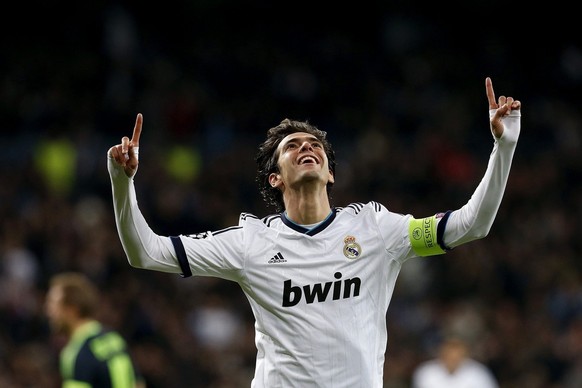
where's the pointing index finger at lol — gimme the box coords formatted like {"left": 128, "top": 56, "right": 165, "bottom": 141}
{"left": 131, "top": 113, "right": 143, "bottom": 146}
{"left": 485, "top": 77, "right": 497, "bottom": 109}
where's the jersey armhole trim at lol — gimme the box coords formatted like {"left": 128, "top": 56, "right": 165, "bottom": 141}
{"left": 437, "top": 210, "right": 453, "bottom": 251}
{"left": 170, "top": 236, "right": 192, "bottom": 278}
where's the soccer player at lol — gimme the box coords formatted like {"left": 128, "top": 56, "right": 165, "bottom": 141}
{"left": 412, "top": 335, "right": 499, "bottom": 388}
{"left": 107, "top": 77, "right": 520, "bottom": 387}
{"left": 45, "top": 272, "right": 144, "bottom": 388}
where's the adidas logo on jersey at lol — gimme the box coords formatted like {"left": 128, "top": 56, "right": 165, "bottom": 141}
{"left": 268, "top": 252, "right": 287, "bottom": 264}
{"left": 282, "top": 272, "right": 361, "bottom": 307}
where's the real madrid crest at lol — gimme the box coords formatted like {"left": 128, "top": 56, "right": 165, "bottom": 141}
{"left": 343, "top": 235, "right": 362, "bottom": 260}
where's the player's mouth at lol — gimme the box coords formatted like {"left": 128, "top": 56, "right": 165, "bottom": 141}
{"left": 298, "top": 155, "right": 318, "bottom": 165}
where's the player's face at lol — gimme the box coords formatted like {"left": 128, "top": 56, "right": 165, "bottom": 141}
{"left": 45, "top": 286, "right": 73, "bottom": 335}
{"left": 270, "top": 132, "right": 334, "bottom": 190}
{"left": 440, "top": 339, "right": 468, "bottom": 373}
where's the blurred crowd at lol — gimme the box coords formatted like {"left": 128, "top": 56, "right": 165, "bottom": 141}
{"left": 1, "top": 2, "right": 581, "bottom": 387}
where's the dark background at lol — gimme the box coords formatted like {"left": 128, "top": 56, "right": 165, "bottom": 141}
{"left": 1, "top": 2, "right": 581, "bottom": 387}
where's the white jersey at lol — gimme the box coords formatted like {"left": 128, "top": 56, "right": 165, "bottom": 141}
{"left": 177, "top": 203, "right": 414, "bottom": 387}
{"left": 108, "top": 109, "right": 520, "bottom": 387}
{"left": 412, "top": 358, "right": 500, "bottom": 388}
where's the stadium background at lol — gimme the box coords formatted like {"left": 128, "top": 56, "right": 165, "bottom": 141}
{"left": 1, "top": 2, "right": 581, "bottom": 387}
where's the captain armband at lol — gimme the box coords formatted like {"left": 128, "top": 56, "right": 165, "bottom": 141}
{"left": 408, "top": 215, "right": 447, "bottom": 257}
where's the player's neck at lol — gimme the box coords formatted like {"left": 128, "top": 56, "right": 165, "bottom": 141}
{"left": 69, "top": 317, "right": 97, "bottom": 338}
{"left": 283, "top": 194, "right": 331, "bottom": 225}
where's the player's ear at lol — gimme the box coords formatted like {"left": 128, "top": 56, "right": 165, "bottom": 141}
{"left": 328, "top": 170, "right": 334, "bottom": 184}
{"left": 269, "top": 173, "right": 282, "bottom": 188}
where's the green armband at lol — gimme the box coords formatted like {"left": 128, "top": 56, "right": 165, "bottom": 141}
{"left": 409, "top": 215, "right": 446, "bottom": 256}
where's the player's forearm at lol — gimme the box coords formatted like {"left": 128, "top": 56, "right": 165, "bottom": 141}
{"left": 107, "top": 157, "right": 181, "bottom": 273}
{"left": 445, "top": 111, "right": 520, "bottom": 247}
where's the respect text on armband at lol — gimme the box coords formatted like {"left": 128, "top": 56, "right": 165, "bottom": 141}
{"left": 423, "top": 217, "right": 435, "bottom": 248}
{"left": 409, "top": 216, "right": 445, "bottom": 256}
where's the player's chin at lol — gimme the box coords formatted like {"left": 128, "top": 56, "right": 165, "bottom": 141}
{"left": 299, "top": 170, "right": 329, "bottom": 183}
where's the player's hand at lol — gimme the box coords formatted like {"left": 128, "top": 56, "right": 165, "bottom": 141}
{"left": 108, "top": 113, "right": 142, "bottom": 178}
{"left": 486, "top": 77, "right": 521, "bottom": 139}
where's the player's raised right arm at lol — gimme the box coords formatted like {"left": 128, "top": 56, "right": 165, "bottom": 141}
{"left": 107, "top": 114, "right": 182, "bottom": 274}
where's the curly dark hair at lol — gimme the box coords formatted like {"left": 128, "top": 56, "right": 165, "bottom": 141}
{"left": 255, "top": 118, "right": 336, "bottom": 212}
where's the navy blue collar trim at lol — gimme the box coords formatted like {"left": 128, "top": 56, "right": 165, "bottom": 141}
{"left": 281, "top": 208, "right": 337, "bottom": 236}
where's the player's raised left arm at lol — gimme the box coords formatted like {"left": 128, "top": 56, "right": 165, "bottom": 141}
{"left": 442, "top": 77, "right": 521, "bottom": 248}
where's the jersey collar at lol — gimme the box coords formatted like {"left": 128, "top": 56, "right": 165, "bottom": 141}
{"left": 281, "top": 208, "right": 337, "bottom": 236}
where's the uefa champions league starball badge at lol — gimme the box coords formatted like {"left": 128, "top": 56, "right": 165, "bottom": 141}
{"left": 343, "top": 235, "right": 362, "bottom": 259}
